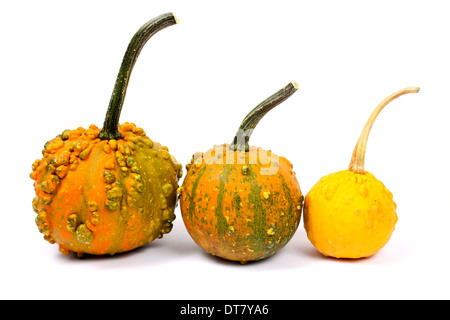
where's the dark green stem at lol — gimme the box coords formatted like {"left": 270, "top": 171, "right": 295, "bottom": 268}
{"left": 229, "top": 81, "right": 299, "bottom": 151}
{"left": 99, "top": 12, "right": 179, "bottom": 140}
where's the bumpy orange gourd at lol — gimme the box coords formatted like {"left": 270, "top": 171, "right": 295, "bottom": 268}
{"left": 29, "top": 13, "right": 182, "bottom": 256}
{"left": 304, "top": 87, "right": 419, "bottom": 259}
{"left": 180, "top": 82, "right": 304, "bottom": 263}
{"left": 31, "top": 123, "right": 182, "bottom": 256}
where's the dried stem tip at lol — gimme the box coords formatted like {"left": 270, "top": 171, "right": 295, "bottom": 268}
{"left": 348, "top": 86, "right": 420, "bottom": 174}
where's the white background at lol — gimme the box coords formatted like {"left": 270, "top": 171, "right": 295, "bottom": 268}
{"left": 1, "top": 0, "right": 450, "bottom": 300}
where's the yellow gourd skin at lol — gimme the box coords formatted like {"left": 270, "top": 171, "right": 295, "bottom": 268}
{"left": 304, "top": 170, "right": 397, "bottom": 259}
{"left": 303, "top": 87, "right": 419, "bottom": 259}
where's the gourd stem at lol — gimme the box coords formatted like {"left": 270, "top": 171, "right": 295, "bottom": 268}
{"left": 98, "top": 13, "right": 179, "bottom": 140}
{"left": 348, "top": 86, "right": 420, "bottom": 174}
{"left": 230, "top": 81, "right": 299, "bottom": 152}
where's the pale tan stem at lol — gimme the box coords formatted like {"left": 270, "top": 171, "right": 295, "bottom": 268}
{"left": 348, "top": 86, "right": 420, "bottom": 174}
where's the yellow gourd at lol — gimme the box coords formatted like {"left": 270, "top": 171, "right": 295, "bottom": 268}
{"left": 303, "top": 87, "right": 420, "bottom": 259}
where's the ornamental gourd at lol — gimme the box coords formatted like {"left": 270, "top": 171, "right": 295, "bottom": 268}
{"left": 179, "top": 82, "right": 304, "bottom": 263}
{"left": 30, "top": 13, "right": 183, "bottom": 257}
{"left": 303, "top": 87, "right": 420, "bottom": 259}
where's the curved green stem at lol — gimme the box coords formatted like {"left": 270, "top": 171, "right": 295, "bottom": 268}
{"left": 230, "top": 81, "right": 299, "bottom": 152}
{"left": 99, "top": 12, "right": 179, "bottom": 140}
